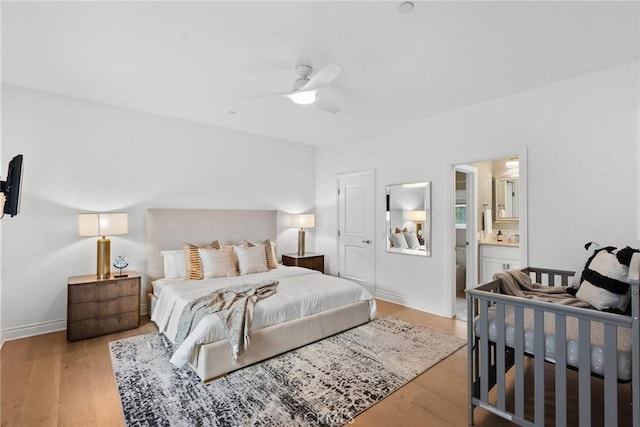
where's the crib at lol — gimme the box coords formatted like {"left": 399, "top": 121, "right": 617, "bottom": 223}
{"left": 467, "top": 267, "right": 640, "bottom": 426}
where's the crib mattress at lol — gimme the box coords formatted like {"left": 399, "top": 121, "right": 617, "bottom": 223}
{"left": 476, "top": 306, "right": 632, "bottom": 381}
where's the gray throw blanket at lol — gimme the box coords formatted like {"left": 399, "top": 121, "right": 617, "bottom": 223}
{"left": 174, "top": 280, "right": 279, "bottom": 364}
{"left": 494, "top": 270, "right": 591, "bottom": 307}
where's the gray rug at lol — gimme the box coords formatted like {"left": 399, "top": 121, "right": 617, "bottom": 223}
{"left": 109, "top": 317, "right": 465, "bottom": 426}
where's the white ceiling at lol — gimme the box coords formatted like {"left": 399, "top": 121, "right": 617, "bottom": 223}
{"left": 2, "top": 1, "right": 638, "bottom": 146}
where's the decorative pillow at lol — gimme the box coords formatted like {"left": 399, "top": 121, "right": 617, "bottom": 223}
{"left": 567, "top": 242, "right": 601, "bottom": 294}
{"left": 234, "top": 245, "right": 269, "bottom": 275}
{"left": 246, "top": 239, "right": 278, "bottom": 269}
{"left": 161, "top": 250, "right": 186, "bottom": 279}
{"left": 403, "top": 231, "right": 420, "bottom": 249}
{"left": 390, "top": 232, "right": 408, "bottom": 249}
{"left": 199, "top": 246, "right": 239, "bottom": 278}
{"left": 395, "top": 227, "right": 408, "bottom": 234}
{"left": 184, "top": 240, "right": 220, "bottom": 280}
{"left": 575, "top": 246, "right": 640, "bottom": 312}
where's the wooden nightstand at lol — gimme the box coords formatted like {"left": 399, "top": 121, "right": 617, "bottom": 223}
{"left": 67, "top": 272, "right": 141, "bottom": 341}
{"left": 282, "top": 253, "right": 324, "bottom": 273}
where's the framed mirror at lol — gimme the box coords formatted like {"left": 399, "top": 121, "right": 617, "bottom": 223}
{"left": 386, "top": 181, "right": 431, "bottom": 256}
{"left": 494, "top": 177, "right": 519, "bottom": 222}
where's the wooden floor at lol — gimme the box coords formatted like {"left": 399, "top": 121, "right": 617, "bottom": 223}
{"left": 0, "top": 299, "right": 621, "bottom": 426}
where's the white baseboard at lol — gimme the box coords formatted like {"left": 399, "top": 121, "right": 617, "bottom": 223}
{"left": 2, "top": 303, "right": 150, "bottom": 346}
{"left": 2, "top": 318, "right": 67, "bottom": 343}
{"left": 375, "top": 290, "right": 449, "bottom": 318}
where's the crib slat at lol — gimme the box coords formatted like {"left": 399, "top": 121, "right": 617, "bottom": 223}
{"left": 578, "top": 318, "right": 591, "bottom": 427}
{"left": 534, "top": 310, "right": 545, "bottom": 425}
{"left": 496, "top": 303, "right": 506, "bottom": 411}
{"left": 480, "top": 299, "right": 489, "bottom": 404}
{"left": 514, "top": 306, "right": 525, "bottom": 420}
{"left": 604, "top": 323, "right": 618, "bottom": 426}
{"left": 555, "top": 314, "right": 567, "bottom": 427}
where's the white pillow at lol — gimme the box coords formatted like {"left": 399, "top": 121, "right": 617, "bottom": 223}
{"left": 234, "top": 245, "right": 269, "bottom": 275}
{"left": 390, "top": 232, "right": 409, "bottom": 249}
{"left": 403, "top": 231, "right": 420, "bottom": 249}
{"left": 246, "top": 239, "right": 279, "bottom": 269}
{"left": 199, "top": 247, "right": 239, "bottom": 278}
{"left": 161, "top": 250, "right": 186, "bottom": 279}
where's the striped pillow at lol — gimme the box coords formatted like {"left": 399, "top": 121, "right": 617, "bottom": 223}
{"left": 184, "top": 240, "right": 220, "bottom": 280}
{"left": 199, "top": 246, "right": 238, "bottom": 278}
{"left": 246, "top": 239, "right": 278, "bottom": 269}
{"left": 235, "top": 245, "right": 269, "bottom": 275}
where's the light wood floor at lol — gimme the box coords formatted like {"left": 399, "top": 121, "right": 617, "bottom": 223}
{"left": 1, "top": 299, "right": 621, "bottom": 426}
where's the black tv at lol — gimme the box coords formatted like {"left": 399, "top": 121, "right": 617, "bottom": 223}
{"left": 1, "top": 154, "right": 23, "bottom": 217}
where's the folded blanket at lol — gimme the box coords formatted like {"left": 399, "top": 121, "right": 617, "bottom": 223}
{"left": 494, "top": 270, "right": 591, "bottom": 307}
{"left": 174, "top": 280, "right": 279, "bottom": 364}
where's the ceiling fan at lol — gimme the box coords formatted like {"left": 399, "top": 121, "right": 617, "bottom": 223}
{"left": 245, "top": 63, "right": 343, "bottom": 114}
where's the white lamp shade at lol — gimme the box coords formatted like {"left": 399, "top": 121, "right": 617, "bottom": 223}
{"left": 289, "top": 214, "right": 315, "bottom": 229}
{"left": 78, "top": 213, "right": 128, "bottom": 236}
{"left": 404, "top": 210, "right": 426, "bottom": 222}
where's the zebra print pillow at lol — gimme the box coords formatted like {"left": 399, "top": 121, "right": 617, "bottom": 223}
{"left": 245, "top": 239, "right": 278, "bottom": 269}
{"left": 184, "top": 240, "right": 220, "bottom": 280}
{"left": 575, "top": 246, "right": 640, "bottom": 312}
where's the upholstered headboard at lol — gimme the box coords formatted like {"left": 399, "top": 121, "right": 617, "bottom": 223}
{"left": 146, "top": 209, "right": 278, "bottom": 281}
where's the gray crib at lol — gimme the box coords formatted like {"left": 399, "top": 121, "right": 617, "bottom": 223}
{"left": 467, "top": 267, "right": 640, "bottom": 426}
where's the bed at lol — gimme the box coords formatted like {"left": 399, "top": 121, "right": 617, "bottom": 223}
{"left": 146, "top": 209, "right": 376, "bottom": 382}
{"left": 467, "top": 266, "right": 640, "bottom": 427}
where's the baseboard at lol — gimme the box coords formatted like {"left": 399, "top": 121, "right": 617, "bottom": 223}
{"left": 2, "top": 304, "right": 150, "bottom": 345}
{"left": 375, "top": 290, "right": 448, "bottom": 317}
{"left": 2, "top": 318, "right": 67, "bottom": 343}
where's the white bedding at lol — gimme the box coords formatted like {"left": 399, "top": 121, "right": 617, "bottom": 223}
{"left": 477, "top": 306, "right": 633, "bottom": 381}
{"left": 151, "top": 266, "right": 377, "bottom": 368}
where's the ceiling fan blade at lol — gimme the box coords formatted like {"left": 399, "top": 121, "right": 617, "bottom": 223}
{"left": 240, "top": 91, "right": 293, "bottom": 99}
{"left": 300, "top": 63, "right": 343, "bottom": 92}
{"left": 315, "top": 96, "right": 342, "bottom": 114}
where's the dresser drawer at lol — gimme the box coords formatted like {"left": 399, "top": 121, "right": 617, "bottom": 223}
{"left": 67, "top": 311, "right": 140, "bottom": 341}
{"left": 68, "top": 294, "right": 139, "bottom": 322}
{"left": 68, "top": 279, "right": 139, "bottom": 303}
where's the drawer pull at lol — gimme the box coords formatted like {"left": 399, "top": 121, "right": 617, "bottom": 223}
{"left": 96, "top": 297, "right": 120, "bottom": 303}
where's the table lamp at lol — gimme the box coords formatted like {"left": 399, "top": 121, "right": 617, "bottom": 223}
{"left": 289, "top": 214, "right": 315, "bottom": 256}
{"left": 78, "top": 213, "right": 128, "bottom": 279}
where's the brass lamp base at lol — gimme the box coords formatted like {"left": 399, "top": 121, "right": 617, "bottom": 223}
{"left": 97, "top": 236, "right": 111, "bottom": 279}
{"left": 297, "top": 228, "right": 306, "bottom": 256}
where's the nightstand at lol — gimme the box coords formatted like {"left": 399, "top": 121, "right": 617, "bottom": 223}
{"left": 282, "top": 253, "right": 324, "bottom": 273}
{"left": 67, "top": 272, "right": 141, "bottom": 341}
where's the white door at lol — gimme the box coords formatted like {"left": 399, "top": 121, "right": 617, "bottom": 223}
{"left": 337, "top": 170, "right": 375, "bottom": 295}
{"left": 454, "top": 165, "right": 478, "bottom": 291}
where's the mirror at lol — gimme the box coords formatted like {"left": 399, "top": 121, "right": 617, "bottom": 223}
{"left": 386, "top": 181, "right": 431, "bottom": 256}
{"left": 494, "top": 178, "right": 519, "bottom": 221}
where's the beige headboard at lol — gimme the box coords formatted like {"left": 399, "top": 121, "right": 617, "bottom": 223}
{"left": 146, "top": 209, "right": 278, "bottom": 281}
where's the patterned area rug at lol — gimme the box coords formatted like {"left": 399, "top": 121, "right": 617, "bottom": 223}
{"left": 109, "top": 317, "right": 465, "bottom": 426}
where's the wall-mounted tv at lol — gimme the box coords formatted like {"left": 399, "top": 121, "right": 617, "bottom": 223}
{"left": 1, "top": 154, "right": 24, "bottom": 217}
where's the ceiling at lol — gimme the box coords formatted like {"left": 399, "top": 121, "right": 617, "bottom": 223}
{"left": 2, "top": 1, "right": 638, "bottom": 146}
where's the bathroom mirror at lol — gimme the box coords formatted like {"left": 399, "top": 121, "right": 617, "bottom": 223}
{"left": 494, "top": 178, "right": 519, "bottom": 221}
{"left": 386, "top": 181, "right": 431, "bottom": 256}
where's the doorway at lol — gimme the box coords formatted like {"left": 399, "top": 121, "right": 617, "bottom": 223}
{"left": 448, "top": 150, "right": 528, "bottom": 319}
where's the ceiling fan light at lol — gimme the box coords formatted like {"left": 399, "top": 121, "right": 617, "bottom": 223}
{"left": 291, "top": 90, "right": 317, "bottom": 105}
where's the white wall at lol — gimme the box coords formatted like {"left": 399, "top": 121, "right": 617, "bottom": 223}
{"left": 316, "top": 61, "right": 639, "bottom": 316}
{"left": 1, "top": 84, "right": 316, "bottom": 340}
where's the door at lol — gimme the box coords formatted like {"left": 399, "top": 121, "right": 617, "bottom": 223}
{"left": 337, "top": 170, "right": 375, "bottom": 295}
{"left": 454, "top": 165, "right": 478, "bottom": 291}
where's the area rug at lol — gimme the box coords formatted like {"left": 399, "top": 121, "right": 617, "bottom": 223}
{"left": 109, "top": 317, "right": 465, "bottom": 426}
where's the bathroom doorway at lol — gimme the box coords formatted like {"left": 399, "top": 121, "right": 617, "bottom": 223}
{"left": 448, "top": 150, "right": 528, "bottom": 320}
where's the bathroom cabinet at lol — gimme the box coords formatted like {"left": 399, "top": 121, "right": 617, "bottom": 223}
{"left": 479, "top": 244, "right": 521, "bottom": 283}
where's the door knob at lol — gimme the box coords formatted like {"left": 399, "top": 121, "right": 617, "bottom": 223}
{"left": 362, "top": 239, "right": 371, "bottom": 244}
